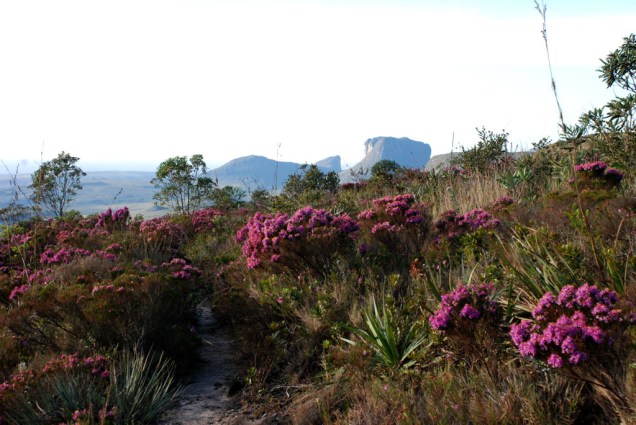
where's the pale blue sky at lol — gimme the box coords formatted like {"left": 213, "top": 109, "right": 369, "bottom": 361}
{"left": 0, "top": 0, "right": 634, "bottom": 172}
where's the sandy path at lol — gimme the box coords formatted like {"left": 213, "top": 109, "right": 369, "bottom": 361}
{"left": 158, "top": 300, "right": 263, "bottom": 425}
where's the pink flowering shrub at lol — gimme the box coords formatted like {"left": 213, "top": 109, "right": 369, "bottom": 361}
{"left": 235, "top": 206, "right": 360, "bottom": 274}
{"left": 190, "top": 208, "right": 222, "bottom": 232}
{"left": 428, "top": 282, "right": 504, "bottom": 367}
{"left": 40, "top": 246, "right": 92, "bottom": 264}
{"left": 510, "top": 284, "right": 635, "bottom": 368}
{"left": 434, "top": 208, "right": 501, "bottom": 244}
{"left": 139, "top": 217, "right": 185, "bottom": 260}
{"left": 161, "top": 257, "right": 202, "bottom": 280}
{"left": 429, "top": 282, "right": 500, "bottom": 333}
{"left": 95, "top": 207, "right": 130, "bottom": 232}
{"left": 572, "top": 161, "right": 624, "bottom": 190}
{"left": 356, "top": 194, "right": 430, "bottom": 269}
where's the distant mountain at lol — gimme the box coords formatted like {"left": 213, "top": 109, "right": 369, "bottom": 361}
{"left": 340, "top": 137, "right": 431, "bottom": 182}
{"left": 210, "top": 155, "right": 341, "bottom": 192}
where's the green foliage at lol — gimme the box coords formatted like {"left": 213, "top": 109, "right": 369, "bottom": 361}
{"left": 282, "top": 164, "right": 339, "bottom": 205}
{"left": 211, "top": 185, "right": 246, "bottom": 210}
{"left": 0, "top": 203, "right": 33, "bottom": 227}
{"left": 151, "top": 154, "right": 217, "bottom": 214}
{"left": 369, "top": 160, "right": 403, "bottom": 185}
{"left": 343, "top": 298, "right": 427, "bottom": 369}
{"left": 452, "top": 127, "right": 511, "bottom": 173}
{"left": 599, "top": 33, "right": 636, "bottom": 94}
{"left": 110, "top": 349, "right": 181, "bottom": 424}
{"left": 29, "top": 151, "right": 86, "bottom": 218}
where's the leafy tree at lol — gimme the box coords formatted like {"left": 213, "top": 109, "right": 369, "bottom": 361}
{"left": 452, "top": 128, "right": 511, "bottom": 173}
{"left": 29, "top": 151, "right": 86, "bottom": 218}
{"left": 565, "top": 34, "right": 636, "bottom": 172}
{"left": 151, "top": 154, "right": 217, "bottom": 214}
{"left": 210, "top": 185, "right": 246, "bottom": 210}
{"left": 370, "top": 160, "right": 403, "bottom": 184}
{"left": 599, "top": 34, "right": 636, "bottom": 94}
{"left": 282, "top": 164, "right": 340, "bottom": 198}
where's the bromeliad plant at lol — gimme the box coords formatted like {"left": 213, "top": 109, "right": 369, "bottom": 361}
{"left": 343, "top": 297, "right": 428, "bottom": 370}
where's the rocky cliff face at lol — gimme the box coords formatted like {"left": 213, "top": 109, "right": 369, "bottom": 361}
{"left": 341, "top": 137, "right": 431, "bottom": 182}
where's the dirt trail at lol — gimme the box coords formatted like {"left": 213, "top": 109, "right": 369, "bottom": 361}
{"left": 159, "top": 300, "right": 263, "bottom": 425}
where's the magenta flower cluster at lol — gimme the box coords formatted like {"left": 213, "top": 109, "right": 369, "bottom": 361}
{"left": 574, "top": 161, "right": 608, "bottom": 174}
{"left": 161, "top": 257, "right": 202, "bottom": 280}
{"left": 140, "top": 217, "right": 185, "bottom": 246}
{"left": 236, "top": 206, "right": 360, "bottom": 269}
{"left": 40, "top": 246, "right": 92, "bottom": 264}
{"left": 1, "top": 353, "right": 111, "bottom": 398}
{"left": 510, "top": 284, "right": 635, "bottom": 368}
{"left": 9, "top": 284, "right": 30, "bottom": 300}
{"left": 190, "top": 208, "right": 222, "bottom": 232}
{"left": 434, "top": 208, "right": 501, "bottom": 242}
{"left": 95, "top": 207, "right": 130, "bottom": 232}
{"left": 491, "top": 196, "right": 514, "bottom": 210}
{"left": 573, "top": 161, "right": 624, "bottom": 189}
{"left": 429, "top": 282, "right": 499, "bottom": 332}
{"left": 357, "top": 194, "right": 427, "bottom": 232}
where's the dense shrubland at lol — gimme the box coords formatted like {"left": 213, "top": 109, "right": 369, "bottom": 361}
{"left": 1, "top": 34, "right": 636, "bottom": 425}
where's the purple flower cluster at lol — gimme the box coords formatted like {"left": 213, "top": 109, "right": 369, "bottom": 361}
{"left": 357, "top": 194, "right": 429, "bottom": 234}
{"left": 574, "top": 161, "right": 608, "bottom": 174}
{"left": 236, "top": 207, "right": 360, "bottom": 269}
{"left": 434, "top": 208, "right": 501, "bottom": 242}
{"left": 510, "top": 284, "right": 635, "bottom": 368}
{"left": 139, "top": 217, "right": 185, "bottom": 251}
{"left": 9, "top": 284, "right": 30, "bottom": 300}
{"left": 190, "top": 208, "right": 222, "bottom": 232}
{"left": 40, "top": 247, "right": 92, "bottom": 264}
{"left": 429, "top": 282, "right": 499, "bottom": 332}
{"left": 491, "top": 196, "right": 514, "bottom": 210}
{"left": 573, "top": 162, "right": 624, "bottom": 189}
{"left": 95, "top": 207, "right": 130, "bottom": 232}
{"left": 161, "top": 257, "right": 202, "bottom": 280}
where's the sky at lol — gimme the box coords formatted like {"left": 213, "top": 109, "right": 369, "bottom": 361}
{"left": 1, "top": 0, "right": 635, "bottom": 173}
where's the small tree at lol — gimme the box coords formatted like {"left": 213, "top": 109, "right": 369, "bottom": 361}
{"left": 29, "top": 151, "right": 86, "bottom": 218}
{"left": 370, "top": 159, "right": 403, "bottom": 185}
{"left": 599, "top": 33, "right": 636, "bottom": 94}
{"left": 282, "top": 164, "right": 339, "bottom": 198}
{"left": 151, "top": 154, "right": 216, "bottom": 214}
{"left": 452, "top": 127, "right": 511, "bottom": 173}
{"left": 210, "top": 185, "right": 246, "bottom": 210}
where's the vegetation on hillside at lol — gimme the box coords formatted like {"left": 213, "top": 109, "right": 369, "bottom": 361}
{"left": 0, "top": 33, "right": 635, "bottom": 425}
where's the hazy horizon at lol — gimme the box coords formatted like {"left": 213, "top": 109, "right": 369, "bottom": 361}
{"left": 2, "top": 0, "right": 636, "bottom": 172}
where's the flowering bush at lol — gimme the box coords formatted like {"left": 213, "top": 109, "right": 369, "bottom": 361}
{"left": 139, "top": 217, "right": 185, "bottom": 260}
{"left": 161, "top": 257, "right": 201, "bottom": 280}
{"left": 189, "top": 207, "right": 222, "bottom": 232}
{"left": 236, "top": 206, "right": 359, "bottom": 273}
{"left": 510, "top": 284, "right": 635, "bottom": 368}
{"left": 429, "top": 282, "right": 500, "bottom": 333}
{"left": 356, "top": 194, "right": 430, "bottom": 269}
{"left": 40, "top": 246, "right": 92, "bottom": 264}
{"left": 434, "top": 208, "right": 500, "bottom": 243}
{"left": 572, "top": 161, "right": 624, "bottom": 190}
{"left": 96, "top": 207, "right": 130, "bottom": 232}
